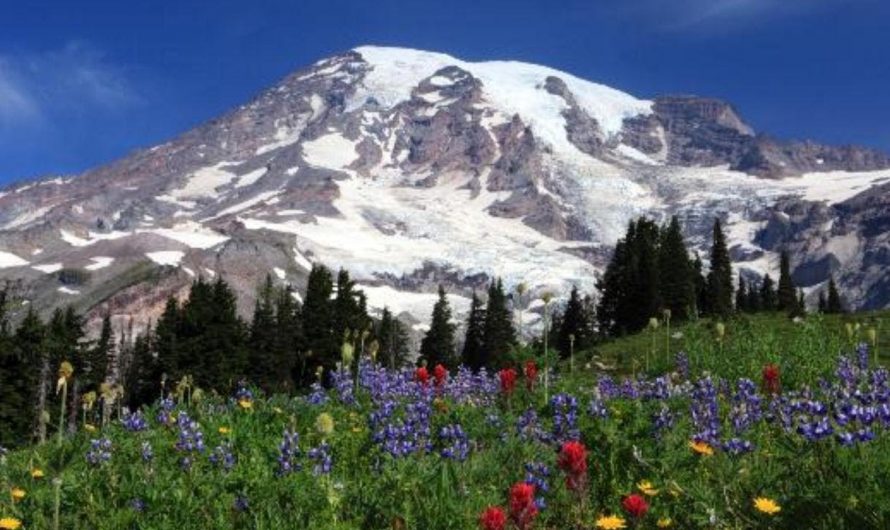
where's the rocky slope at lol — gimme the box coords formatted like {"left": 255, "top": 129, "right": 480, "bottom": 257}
{"left": 0, "top": 45, "right": 888, "bottom": 339}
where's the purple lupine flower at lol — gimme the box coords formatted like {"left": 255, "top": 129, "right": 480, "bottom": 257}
{"left": 233, "top": 495, "right": 249, "bottom": 513}
{"left": 209, "top": 442, "right": 236, "bottom": 472}
{"left": 122, "top": 410, "right": 148, "bottom": 432}
{"left": 438, "top": 424, "right": 469, "bottom": 461}
{"left": 308, "top": 441, "right": 333, "bottom": 475}
{"left": 86, "top": 437, "right": 112, "bottom": 466}
{"left": 524, "top": 462, "right": 550, "bottom": 510}
{"left": 174, "top": 411, "right": 205, "bottom": 470}
{"left": 277, "top": 429, "right": 301, "bottom": 475}
{"left": 675, "top": 351, "right": 690, "bottom": 380}
{"left": 550, "top": 393, "right": 580, "bottom": 444}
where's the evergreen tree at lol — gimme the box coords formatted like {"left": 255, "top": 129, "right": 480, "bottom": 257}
{"left": 706, "top": 218, "right": 734, "bottom": 317}
{"left": 826, "top": 275, "right": 845, "bottom": 314}
{"left": 0, "top": 290, "right": 37, "bottom": 446}
{"left": 378, "top": 307, "right": 411, "bottom": 369}
{"left": 481, "top": 279, "right": 516, "bottom": 368}
{"left": 777, "top": 251, "right": 798, "bottom": 313}
{"left": 692, "top": 252, "right": 707, "bottom": 317}
{"left": 154, "top": 296, "right": 180, "bottom": 383}
{"left": 248, "top": 275, "right": 288, "bottom": 392}
{"left": 796, "top": 288, "right": 807, "bottom": 317}
{"left": 83, "top": 314, "right": 112, "bottom": 391}
{"left": 274, "top": 285, "right": 304, "bottom": 388}
{"left": 658, "top": 216, "right": 694, "bottom": 321}
{"left": 461, "top": 292, "right": 487, "bottom": 370}
{"left": 15, "top": 308, "right": 45, "bottom": 444}
{"left": 557, "top": 286, "right": 591, "bottom": 357}
{"left": 596, "top": 219, "right": 661, "bottom": 336}
{"left": 125, "top": 332, "right": 160, "bottom": 408}
{"left": 735, "top": 277, "right": 748, "bottom": 313}
{"left": 760, "top": 274, "right": 778, "bottom": 311}
{"left": 302, "top": 264, "right": 336, "bottom": 376}
{"left": 420, "top": 285, "right": 457, "bottom": 367}
{"left": 818, "top": 291, "right": 827, "bottom": 313}
{"left": 746, "top": 280, "right": 762, "bottom": 312}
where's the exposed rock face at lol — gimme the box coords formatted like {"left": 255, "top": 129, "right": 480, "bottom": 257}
{"left": 0, "top": 46, "right": 888, "bottom": 341}
{"left": 619, "top": 95, "right": 890, "bottom": 178}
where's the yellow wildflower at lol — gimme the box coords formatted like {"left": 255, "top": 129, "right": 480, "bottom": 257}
{"left": 595, "top": 515, "right": 627, "bottom": 529}
{"left": 689, "top": 440, "right": 714, "bottom": 456}
{"left": 754, "top": 497, "right": 781, "bottom": 515}
{"left": 30, "top": 468, "right": 44, "bottom": 479}
{"left": 657, "top": 517, "right": 673, "bottom": 528}
{"left": 637, "top": 480, "right": 659, "bottom": 496}
{"left": 84, "top": 423, "right": 97, "bottom": 433}
{"left": 10, "top": 488, "right": 26, "bottom": 502}
{"left": 316, "top": 412, "right": 335, "bottom": 436}
{"left": 0, "top": 517, "right": 22, "bottom": 529}
{"left": 218, "top": 426, "right": 231, "bottom": 435}
{"left": 238, "top": 399, "right": 253, "bottom": 410}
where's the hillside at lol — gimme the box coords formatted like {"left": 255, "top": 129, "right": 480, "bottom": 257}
{"left": 2, "top": 312, "right": 890, "bottom": 529}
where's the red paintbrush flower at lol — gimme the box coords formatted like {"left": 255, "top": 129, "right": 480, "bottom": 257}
{"left": 557, "top": 440, "right": 588, "bottom": 491}
{"left": 415, "top": 366, "right": 430, "bottom": 386}
{"left": 762, "top": 363, "right": 781, "bottom": 395}
{"left": 509, "top": 482, "right": 538, "bottom": 530}
{"left": 499, "top": 368, "right": 518, "bottom": 395}
{"left": 479, "top": 506, "right": 506, "bottom": 530}
{"left": 434, "top": 364, "right": 448, "bottom": 387}
{"left": 524, "top": 360, "right": 538, "bottom": 390}
{"left": 622, "top": 493, "right": 649, "bottom": 519}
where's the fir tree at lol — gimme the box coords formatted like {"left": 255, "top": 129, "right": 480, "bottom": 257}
{"left": 826, "top": 275, "right": 845, "bottom": 314}
{"left": 248, "top": 275, "right": 287, "bottom": 392}
{"left": 125, "top": 332, "right": 160, "bottom": 408}
{"left": 154, "top": 296, "right": 180, "bottom": 390}
{"left": 658, "top": 216, "right": 694, "bottom": 321}
{"left": 420, "top": 285, "right": 457, "bottom": 367}
{"left": 302, "top": 264, "right": 336, "bottom": 376}
{"left": 274, "top": 285, "right": 303, "bottom": 388}
{"left": 461, "top": 291, "right": 487, "bottom": 370}
{"left": 378, "top": 307, "right": 411, "bottom": 369}
{"left": 15, "top": 308, "right": 45, "bottom": 443}
{"left": 818, "top": 291, "right": 827, "bottom": 313}
{"left": 692, "top": 252, "right": 707, "bottom": 317}
{"left": 760, "top": 274, "right": 778, "bottom": 311}
{"left": 777, "top": 251, "right": 798, "bottom": 313}
{"left": 735, "top": 277, "right": 747, "bottom": 313}
{"left": 481, "top": 278, "right": 516, "bottom": 368}
{"left": 706, "top": 218, "right": 734, "bottom": 317}
{"left": 557, "top": 286, "right": 591, "bottom": 357}
{"left": 84, "top": 314, "right": 112, "bottom": 391}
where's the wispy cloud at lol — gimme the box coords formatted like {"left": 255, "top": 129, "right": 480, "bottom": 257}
{"left": 0, "top": 41, "right": 141, "bottom": 131}
{"left": 605, "top": 0, "right": 843, "bottom": 32}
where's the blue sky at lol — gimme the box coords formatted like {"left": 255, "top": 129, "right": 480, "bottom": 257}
{"left": 0, "top": 0, "right": 887, "bottom": 184}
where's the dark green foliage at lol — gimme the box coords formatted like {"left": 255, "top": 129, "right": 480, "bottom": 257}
{"left": 154, "top": 297, "right": 180, "bottom": 380}
{"left": 557, "top": 286, "right": 595, "bottom": 357}
{"left": 481, "top": 278, "right": 516, "bottom": 368}
{"left": 248, "top": 275, "right": 293, "bottom": 393}
{"left": 827, "top": 275, "right": 845, "bottom": 314}
{"left": 83, "top": 313, "right": 112, "bottom": 391}
{"left": 777, "top": 251, "right": 798, "bottom": 313}
{"left": 760, "top": 274, "right": 778, "bottom": 311}
{"left": 176, "top": 277, "right": 248, "bottom": 392}
{"left": 597, "top": 218, "right": 665, "bottom": 336}
{"left": 2, "top": 307, "right": 45, "bottom": 445}
{"left": 419, "top": 285, "right": 457, "bottom": 367}
{"left": 658, "top": 216, "right": 695, "bottom": 321}
{"left": 692, "top": 252, "right": 707, "bottom": 317}
{"left": 124, "top": 332, "right": 160, "bottom": 408}
{"left": 302, "top": 264, "right": 336, "bottom": 375}
{"left": 705, "top": 218, "right": 734, "bottom": 318}
{"left": 736, "top": 277, "right": 749, "bottom": 313}
{"left": 461, "top": 291, "right": 487, "bottom": 370}
{"left": 377, "top": 307, "right": 410, "bottom": 369}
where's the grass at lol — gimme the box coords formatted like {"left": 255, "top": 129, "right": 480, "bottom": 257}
{"left": 2, "top": 311, "right": 890, "bottom": 529}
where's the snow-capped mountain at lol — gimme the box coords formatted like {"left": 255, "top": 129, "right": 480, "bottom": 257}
{"left": 1, "top": 45, "right": 888, "bottom": 337}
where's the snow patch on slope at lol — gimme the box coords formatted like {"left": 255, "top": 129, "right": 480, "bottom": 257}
{"left": 0, "top": 251, "right": 29, "bottom": 269}
{"left": 303, "top": 133, "right": 359, "bottom": 170}
{"left": 146, "top": 251, "right": 185, "bottom": 266}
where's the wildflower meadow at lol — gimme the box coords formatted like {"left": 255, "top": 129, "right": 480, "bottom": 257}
{"left": 1, "top": 312, "right": 889, "bottom": 529}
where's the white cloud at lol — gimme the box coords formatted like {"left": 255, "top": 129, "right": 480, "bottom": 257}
{"left": 608, "top": 0, "right": 844, "bottom": 32}
{"left": 0, "top": 40, "right": 140, "bottom": 130}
